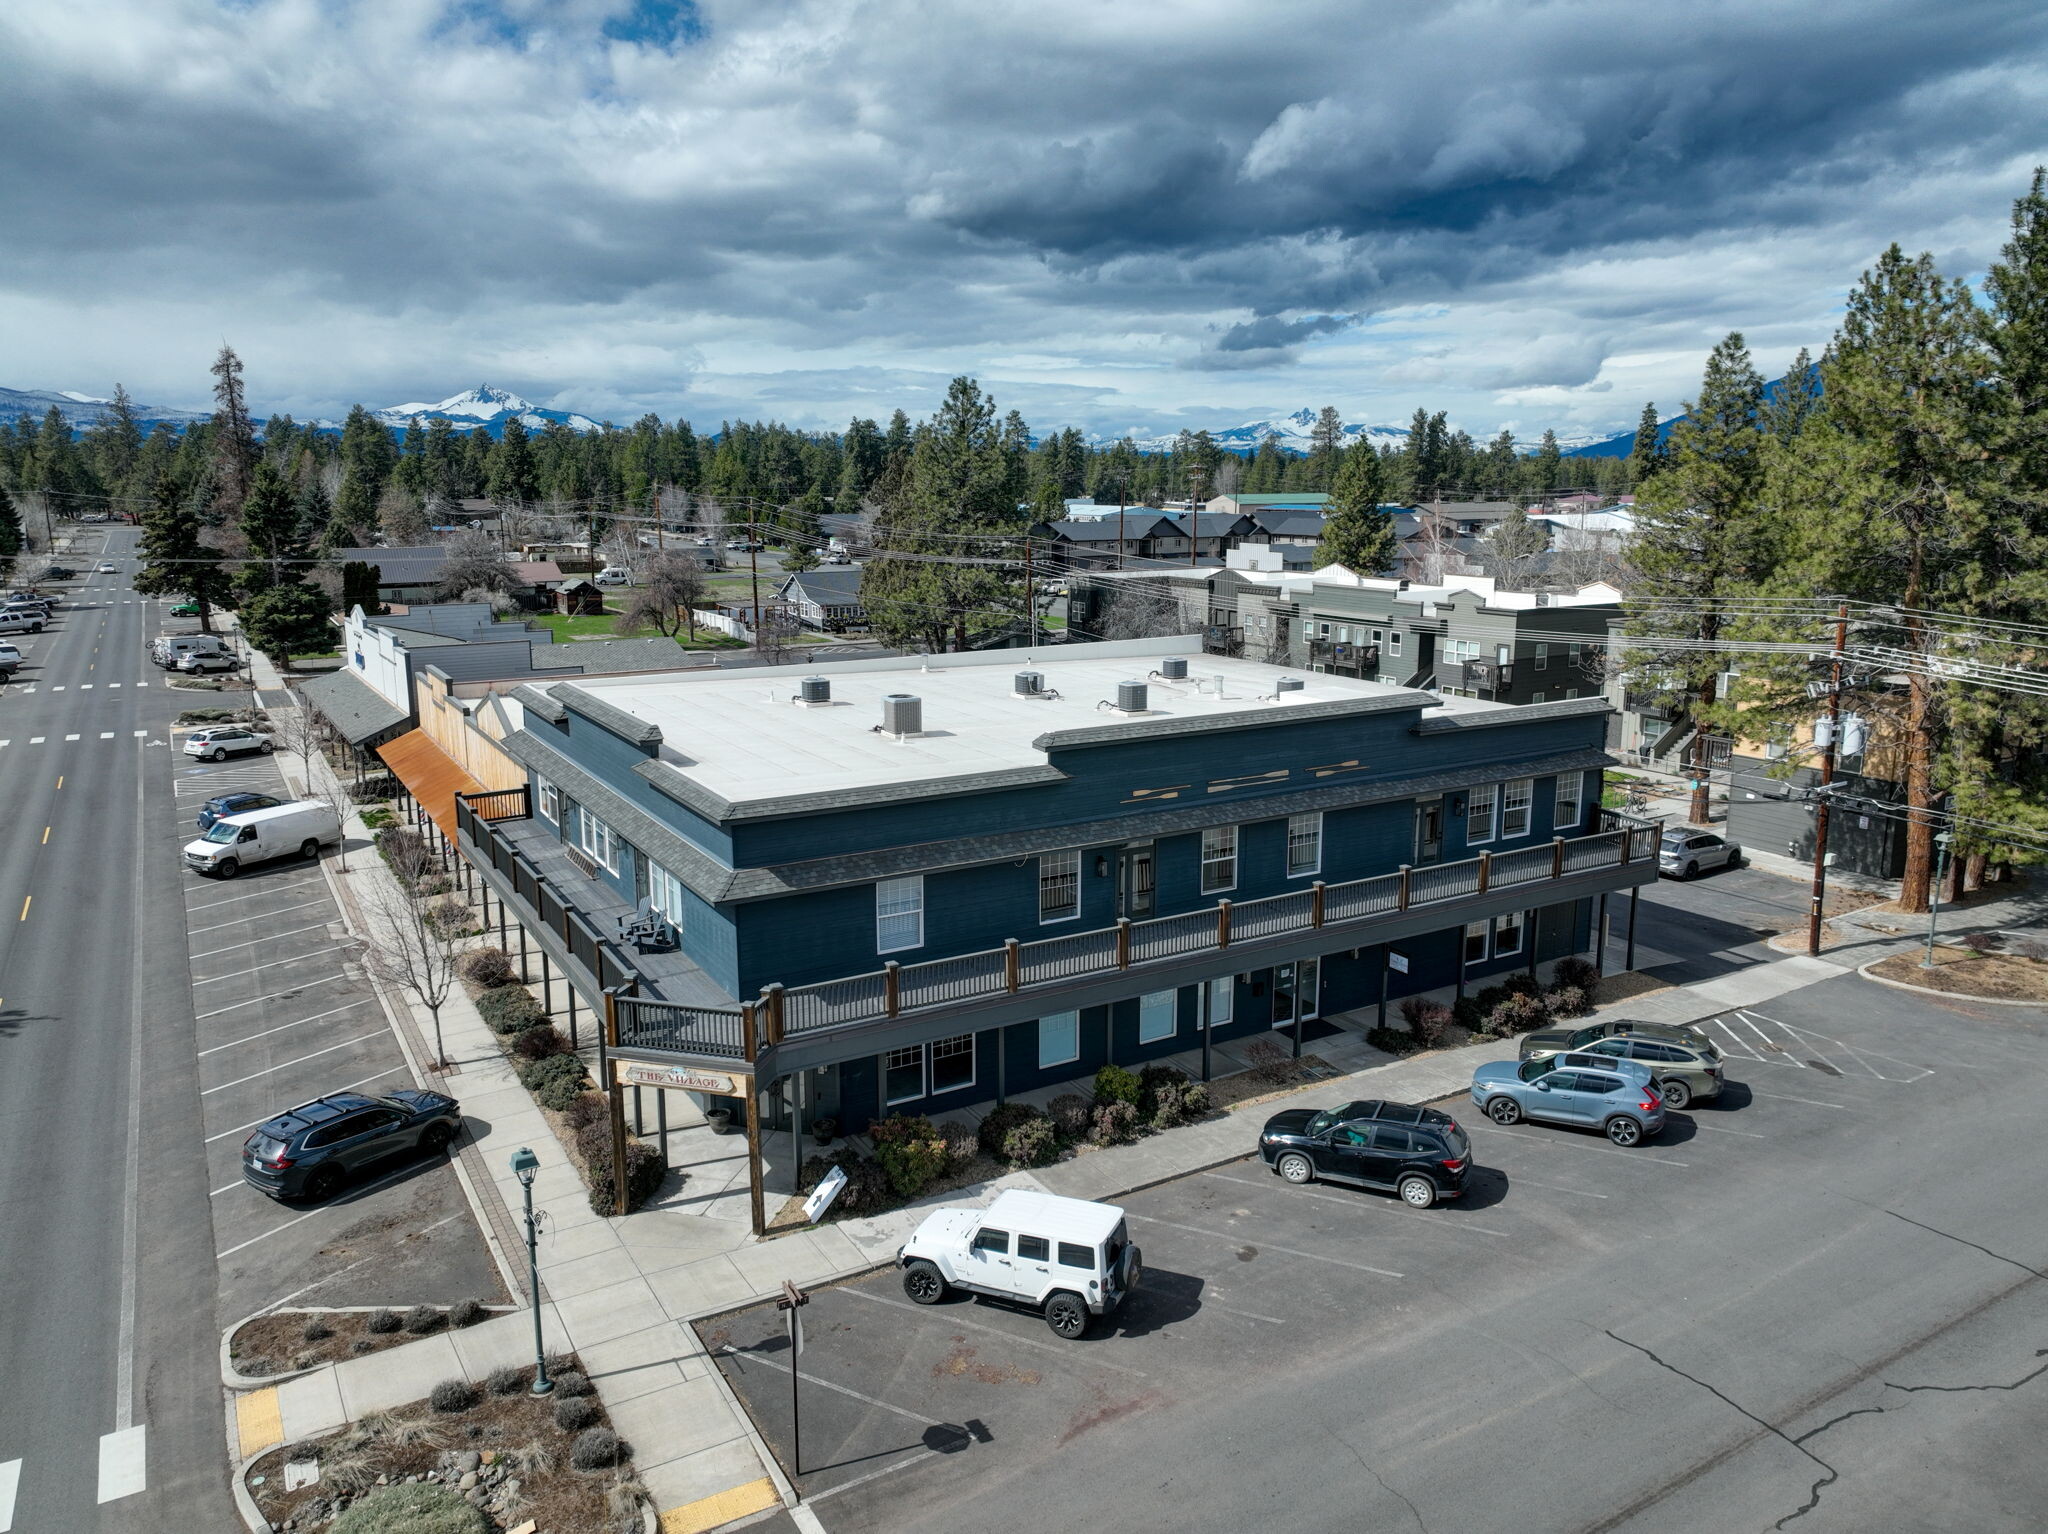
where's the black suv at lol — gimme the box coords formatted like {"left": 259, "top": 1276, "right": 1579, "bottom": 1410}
{"left": 242, "top": 1090, "right": 462, "bottom": 1201}
{"left": 1258, "top": 1098, "right": 1472, "bottom": 1208}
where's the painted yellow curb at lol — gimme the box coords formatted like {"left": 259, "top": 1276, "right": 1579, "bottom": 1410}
{"left": 236, "top": 1387, "right": 285, "bottom": 1459}
{"left": 661, "top": 1476, "right": 781, "bottom": 1534}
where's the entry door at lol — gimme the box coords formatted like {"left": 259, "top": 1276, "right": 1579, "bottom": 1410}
{"left": 1414, "top": 800, "right": 1444, "bottom": 865}
{"left": 1271, "top": 958, "right": 1320, "bottom": 1029}
{"left": 1117, "top": 844, "right": 1156, "bottom": 919}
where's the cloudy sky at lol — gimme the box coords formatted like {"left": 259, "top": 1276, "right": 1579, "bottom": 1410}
{"left": 4, "top": 0, "right": 2047, "bottom": 443}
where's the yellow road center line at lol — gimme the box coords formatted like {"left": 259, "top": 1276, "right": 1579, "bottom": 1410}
{"left": 55, "top": 776, "right": 63, "bottom": 789}
{"left": 19, "top": 896, "right": 30, "bottom": 921}
{"left": 41, "top": 826, "right": 49, "bottom": 844}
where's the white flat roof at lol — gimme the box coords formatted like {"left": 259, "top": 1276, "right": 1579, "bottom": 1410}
{"left": 566, "top": 646, "right": 1490, "bottom": 802}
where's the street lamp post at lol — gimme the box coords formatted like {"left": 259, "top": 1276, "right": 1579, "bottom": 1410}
{"left": 510, "top": 1147, "right": 554, "bottom": 1395}
{"left": 1920, "top": 831, "right": 1955, "bottom": 969}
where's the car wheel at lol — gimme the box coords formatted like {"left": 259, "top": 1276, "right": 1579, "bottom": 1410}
{"left": 259, "top": 741, "right": 274, "bottom": 754}
{"left": 1606, "top": 1116, "right": 1644, "bottom": 1147}
{"left": 210, "top": 747, "right": 227, "bottom": 761}
{"left": 1397, "top": 1174, "right": 1437, "bottom": 1209}
{"left": 419, "top": 1123, "right": 454, "bottom": 1156}
{"left": 1684, "top": 860, "right": 1699, "bottom": 880}
{"left": 1044, "top": 1291, "right": 1089, "bottom": 1339}
{"left": 902, "top": 1259, "right": 948, "bottom": 1305}
{"left": 1276, "top": 1152, "right": 1315, "bottom": 1185}
{"left": 1487, "top": 1096, "right": 1522, "bottom": 1126}
{"left": 1659, "top": 1077, "right": 1692, "bottom": 1111}
{"left": 304, "top": 1165, "right": 345, "bottom": 1201}
{"left": 300, "top": 838, "right": 321, "bottom": 861}
{"left": 1726, "top": 848, "right": 1743, "bottom": 868}
{"left": 215, "top": 858, "right": 240, "bottom": 880}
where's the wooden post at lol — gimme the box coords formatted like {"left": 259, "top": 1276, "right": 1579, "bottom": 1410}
{"left": 765, "top": 984, "right": 786, "bottom": 1045}
{"left": 1116, "top": 918, "right": 1132, "bottom": 968}
{"left": 1216, "top": 900, "right": 1232, "bottom": 949}
{"left": 1618, "top": 829, "right": 1631, "bottom": 865}
{"left": 1004, "top": 938, "right": 1020, "bottom": 993}
{"left": 884, "top": 961, "right": 901, "bottom": 1018}
{"left": 1398, "top": 864, "right": 1412, "bottom": 912}
{"left": 1477, "top": 850, "right": 1492, "bottom": 895}
{"left": 604, "top": 990, "right": 630, "bottom": 1217}
{"left": 742, "top": 1004, "right": 765, "bottom": 1236}
{"left": 1311, "top": 881, "right": 1325, "bottom": 928}
{"left": 1551, "top": 836, "right": 1565, "bottom": 879}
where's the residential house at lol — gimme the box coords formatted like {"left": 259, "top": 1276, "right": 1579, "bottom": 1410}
{"left": 776, "top": 568, "right": 869, "bottom": 632}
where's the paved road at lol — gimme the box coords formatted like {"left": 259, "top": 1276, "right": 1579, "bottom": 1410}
{"left": 710, "top": 970, "right": 2048, "bottom": 1534}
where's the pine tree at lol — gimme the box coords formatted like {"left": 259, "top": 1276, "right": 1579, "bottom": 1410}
{"left": 1625, "top": 333, "right": 1765, "bottom": 824}
{"left": 1314, "top": 442, "right": 1396, "bottom": 574}
{"left": 1627, "top": 402, "right": 1663, "bottom": 484}
{"left": 0, "top": 482, "right": 21, "bottom": 582}
{"left": 90, "top": 383, "right": 143, "bottom": 497}
{"left": 239, "top": 460, "right": 304, "bottom": 593}
{"left": 1031, "top": 478, "right": 1068, "bottom": 524}
{"left": 340, "top": 560, "right": 383, "bottom": 615}
{"left": 1532, "top": 429, "right": 1562, "bottom": 495}
{"left": 240, "top": 580, "right": 334, "bottom": 669}
{"left": 487, "top": 417, "right": 539, "bottom": 507}
{"left": 134, "top": 472, "right": 233, "bottom": 632}
{"left": 1304, "top": 407, "right": 1345, "bottom": 489}
{"left": 1483, "top": 430, "right": 1518, "bottom": 497}
{"left": 209, "top": 344, "right": 257, "bottom": 524}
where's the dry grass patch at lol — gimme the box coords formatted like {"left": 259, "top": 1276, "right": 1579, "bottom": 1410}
{"left": 231, "top": 1305, "right": 495, "bottom": 1377}
{"left": 1869, "top": 945, "right": 2048, "bottom": 1002}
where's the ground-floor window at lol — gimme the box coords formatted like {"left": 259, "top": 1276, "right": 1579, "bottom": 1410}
{"left": 931, "top": 1034, "right": 975, "bottom": 1094}
{"left": 1463, "top": 920, "right": 1490, "bottom": 965}
{"left": 1138, "top": 989, "right": 1177, "bottom": 1043}
{"left": 1494, "top": 909, "right": 1525, "bottom": 958}
{"left": 1038, "top": 1011, "right": 1079, "bottom": 1068}
{"left": 884, "top": 1044, "right": 924, "bottom": 1105}
{"left": 1206, "top": 976, "right": 1233, "bottom": 1027}
{"left": 885, "top": 1034, "right": 975, "bottom": 1104}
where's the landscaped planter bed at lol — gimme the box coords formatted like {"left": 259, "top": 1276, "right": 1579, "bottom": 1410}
{"left": 231, "top": 1303, "right": 502, "bottom": 1378}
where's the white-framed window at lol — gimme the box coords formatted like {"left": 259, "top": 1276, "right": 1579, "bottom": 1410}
{"left": 1446, "top": 637, "right": 1480, "bottom": 664}
{"left": 1201, "top": 825, "right": 1238, "bottom": 894}
{"left": 535, "top": 774, "right": 559, "bottom": 823}
{"left": 1207, "top": 976, "right": 1234, "bottom": 1028}
{"left": 1138, "top": 989, "right": 1177, "bottom": 1044}
{"left": 1286, "top": 812, "right": 1322, "bottom": 877}
{"left": 1534, "top": 643, "right": 1550, "bottom": 672}
{"left": 1501, "top": 777, "right": 1533, "bottom": 838}
{"left": 1037, "top": 1011, "right": 1079, "bottom": 1068}
{"left": 876, "top": 875, "right": 924, "bottom": 953}
{"left": 578, "top": 808, "right": 620, "bottom": 873}
{"left": 931, "top": 1034, "right": 975, "bottom": 1094}
{"left": 1038, "top": 850, "right": 1080, "bottom": 923}
{"left": 1496, "top": 643, "right": 1511, "bottom": 665}
{"left": 1467, "top": 784, "right": 1497, "bottom": 845}
{"left": 1531, "top": 692, "right": 1546, "bottom": 704}
{"left": 1389, "top": 630, "right": 1403, "bottom": 654}
{"left": 1463, "top": 920, "right": 1490, "bottom": 966}
{"left": 1494, "top": 910, "right": 1525, "bottom": 958}
{"left": 884, "top": 1044, "right": 925, "bottom": 1105}
{"left": 1371, "top": 628, "right": 1384, "bottom": 646}
{"left": 649, "top": 862, "right": 686, "bottom": 924}
{"left": 1554, "top": 772, "right": 1582, "bottom": 830}
{"left": 1337, "top": 625, "right": 1350, "bottom": 643}
{"left": 1565, "top": 687, "right": 1579, "bottom": 699}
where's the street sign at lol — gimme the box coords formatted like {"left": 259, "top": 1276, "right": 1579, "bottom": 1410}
{"left": 1387, "top": 951, "right": 1409, "bottom": 974}
{"left": 620, "top": 1063, "right": 737, "bottom": 1095}
{"left": 802, "top": 1164, "right": 848, "bottom": 1224}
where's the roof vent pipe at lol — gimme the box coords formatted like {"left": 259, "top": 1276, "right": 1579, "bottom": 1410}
{"left": 877, "top": 693, "right": 922, "bottom": 737}
{"left": 795, "top": 676, "right": 830, "bottom": 705}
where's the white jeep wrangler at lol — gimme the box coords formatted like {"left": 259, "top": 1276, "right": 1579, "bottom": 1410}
{"left": 897, "top": 1188, "right": 1140, "bottom": 1339}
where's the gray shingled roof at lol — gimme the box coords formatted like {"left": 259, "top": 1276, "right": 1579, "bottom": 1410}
{"left": 332, "top": 546, "right": 452, "bottom": 588}
{"left": 296, "top": 667, "right": 408, "bottom": 744}
{"left": 526, "top": 638, "right": 694, "bottom": 672}
{"left": 779, "top": 568, "right": 866, "bottom": 606}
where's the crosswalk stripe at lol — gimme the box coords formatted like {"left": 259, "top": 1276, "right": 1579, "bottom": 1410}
{"left": 27, "top": 737, "right": 42, "bottom": 745}
{"left": 96, "top": 1425, "right": 146, "bottom": 1503}
{"left": 80, "top": 683, "right": 92, "bottom": 689}
{"left": 50, "top": 685, "right": 63, "bottom": 691}
{"left": 63, "top": 734, "right": 78, "bottom": 742}
{"left": 0, "top": 1457, "right": 19, "bottom": 1532}
{"left": 134, "top": 729, "right": 146, "bottom": 738}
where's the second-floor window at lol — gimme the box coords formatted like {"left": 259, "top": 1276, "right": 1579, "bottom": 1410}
{"left": 876, "top": 875, "right": 924, "bottom": 953}
{"left": 578, "top": 808, "right": 620, "bottom": 873}
{"left": 1201, "top": 825, "right": 1238, "bottom": 894}
{"left": 535, "top": 775, "right": 559, "bottom": 823}
{"left": 1467, "top": 784, "right": 1497, "bottom": 845}
{"left": 1286, "top": 813, "right": 1322, "bottom": 877}
{"left": 1388, "top": 630, "right": 1402, "bottom": 654}
{"left": 1534, "top": 643, "right": 1550, "bottom": 672}
{"left": 1555, "top": 772, "right": 1582, "bottom": 830}
{"left": 1501, "top": 778, "right": 1533, "bottom": 838}
{"left": 1446, "top": 638, "right": 1480, "bottom": 664}
{"left": 649, "top": 862, "right": 686, "bottom": 924}
{"left": 1038, "top": 850, "right": 1080, "bottom": 923}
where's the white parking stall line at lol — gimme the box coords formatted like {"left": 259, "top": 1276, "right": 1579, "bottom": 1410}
{"left": 109, "top": 681, "right": 120, "bottom": 687}
{"left": 211, "top": 1179, "right": 248, "bottom": 1198}
{"left": 202, "top": 1068, "right": 408, "bottom": 1143}
{"left": 186, "top": 878, "right": 323, "bottom": 912}
{"left": 199, "top": 1032, "right": 385, "bottom": 1096}
{"left": 96, "top": 1425, "right": 146, "bottom": 1503}
{"left": 718, "top": 1343, "right": 953, "bottom": 1425}
{"left": 1130, "top": 1214, "right": 1405, "bottom": 1278}
{"left": 1462, "top": 1122, "right": 1692, "bottom": 1168}
{"left": 194, "top": 974, "right": 349, "bottom": 1016}
{"left": 190, "top": 920, "right": 331, "bottom": 958}
{"left": 1706, "top": 1019, "right": 1767, "bottom": 1063}
{"left": 189, "top": 898, "right": 330, "bottom": 934}
{"left": 197, "top": 999, "right": 376, "bottom": 1057}
{"left": 1687, "top": 1121, "right": 1767, "bottom": 1138}
{"left": 215, "top": 1163, "right": 420, "bottom": 1259}
{"left": 1200, "top": 1170, "right": 1513, "bottom": 1238}
{"left": 838, "top": 1285, "right": 1152, "bottom": 1373}
{"left": 1749, "top": 1088, "right": 1850, "bottom": 1111}
{"left": 193, "top": 947, "right": 350, "bottom": 986}
{"left": 0, "top": 1457, "right": 17, "bottom": 1532}
{"left": 1500, "top": 1174, "right": 1609, "bottom": 1199}
{"left": 1736, "top": 1012, "right": 1802, "bottom": 1066}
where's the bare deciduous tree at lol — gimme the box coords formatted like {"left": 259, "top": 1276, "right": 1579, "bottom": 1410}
{"left": 1088, "top": 577, "right": 1200, "bottom": 642}
{"left": 360, "top": 829, "right": 465, "bottom": 1069}
{"left": 1404, "top": 510, "right": 1471, "bottom": 585}
{"left": 436, "top": 526, "right": 515, "bottom": 598}
{"left": 616, "top": 550, "right": 709, "bottom": 640}
{"left": 269, "top": 695, "right": 355, "bottom": 871}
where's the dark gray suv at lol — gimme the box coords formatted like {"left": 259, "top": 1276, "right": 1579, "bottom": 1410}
{"left": 242, "top": 1090, "right": 462, "bottom": 1201}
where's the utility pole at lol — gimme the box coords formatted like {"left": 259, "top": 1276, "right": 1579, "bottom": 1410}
{"left": 748, "top": 522, "right": 763, "bottom": 657}
{"left": 1806, "top": 602, "right": 1850, "bottom": 957}
{"left": 1023, "top": 535, "right": 1035, "bottom": 647}
{"left": 1185, "top": 464, "right": 1209, "bottom": 569}
{"left": 1116, "top": 479, "right": 1128, "bottom": 573}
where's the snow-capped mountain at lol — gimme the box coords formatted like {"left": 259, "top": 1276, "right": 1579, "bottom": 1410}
{"left": 1101, "top": 409, "right": 1413, "bottom": 454}
{"left": 0, "top": 385, "right": 210, "bottom": 432}
{"left": 372, "top": 385, "right": 601, "bottom": 436}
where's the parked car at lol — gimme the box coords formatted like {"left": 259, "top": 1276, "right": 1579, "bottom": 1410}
{"left": 97, "top": 561, "right": 117, "bottom": 574}
{"left": 593, "top": 567, "right": 633, "bottom": 587}
{"left": 0, "top": 643, "right": 19, "bottom": 674}
{"left": 0, "top": 611, "right": 45, "bottom": 635}
{"left": 169, "top": 601, "right": 201, "bottom": 617}
{"left": 196, "top": 790, "right": 283, "bottom": 831}
{"left": 181, "top": 725, "right": 274, "bottom": 760}
{"left": 1567, "top": 1034, "right": 1725, "bottom": 1109}
{"left": 176, "top": 650, "right": 240, "bottom": 674}
{"left": 183, "top": 800, "right": 340, "bottom": 877}
{"left": 725, "top": 538, "right": 763, "bottom": 552}
{"left": 1258, "top": 1098, "right": 1471, "bottom": 1207}
{"left": 40, "top": 566, "right": 75, "bottom": 580}
{"left": 898, "top": 1189, "right": 1140, "bottom": 1339}
{"left": 241, "top": 1089, "right": 462, "bottom": 1201}
{"left": 1470, "top": 1054, "right": 1666, "bottom": 1146}
{"left": 1519, "top": 1018, "right": 1716, "bottom": 1062}
{"left": 824, "top": 550, "right": 851, "bottom": 564}
{"left": 1660, "top": 828, "right": 1742, "bottom": 879}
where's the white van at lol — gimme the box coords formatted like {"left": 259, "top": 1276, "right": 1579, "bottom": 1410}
{"left": 898, "top": 1189, "right": 1141, "bottom": 1339}
{"left": 154, "top": 634, "right": 227, "bottom": 667}
{"left": 593, "top": 567, "right": 633, "bottom": 587}
{"left": 183, "top": 801, "right": 342, "bottom": 879}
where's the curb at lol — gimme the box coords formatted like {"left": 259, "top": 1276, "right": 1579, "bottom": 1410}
{"left": 1854, "top": 957, "right": 2048, "bottom": 1007}
{"left": 221, "top": 1304, "right": 523, "bottom": 1391}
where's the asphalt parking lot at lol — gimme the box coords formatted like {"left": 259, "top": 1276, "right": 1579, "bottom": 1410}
{"left": 170, "top": 746, "right": 505, "bottom": 1325}
{"left": 707, "top": 972, "right": 2048, "bottom": 1534}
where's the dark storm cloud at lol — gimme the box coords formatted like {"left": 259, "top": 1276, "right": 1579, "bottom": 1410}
{"left": 0, "top": 0, "right": 2044, "bottom": 434}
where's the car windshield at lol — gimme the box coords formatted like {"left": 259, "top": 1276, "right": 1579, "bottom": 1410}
{"left": 1442, "top": 1124, "right": 1470, "bottom": 1159}
{"left": 202, "top": 823, "right": 241, "bottom": 844}
{"left": 1517, "top": 1058, "right": 1554, "bottom": 1083}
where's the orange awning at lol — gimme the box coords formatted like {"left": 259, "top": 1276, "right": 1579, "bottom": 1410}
{"left": 377, "top": 730, "right": 486, "bottom": 842}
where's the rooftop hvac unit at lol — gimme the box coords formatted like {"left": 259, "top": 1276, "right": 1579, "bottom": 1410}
{"left": 796, "top": 676, "right": 830, "bottom": 705}
{"left": 1116, "top": 680, "right": 1148, "bottom": 713}
{"left": 1015, "top": 670, "right": 1044, "bottom": 695}
{"left": 1156, "top": 656, "right": 1189, "bottom": 680}
{"left": 1275, "top": 677, "right": 1305, "bottom": 694}
{"left": 879, "top": 693, "right": 923, "bottom": 737}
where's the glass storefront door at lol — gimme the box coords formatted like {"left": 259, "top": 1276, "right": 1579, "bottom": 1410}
{"left": 1271, "top": 958, "right": 1320, "bottom": 1029}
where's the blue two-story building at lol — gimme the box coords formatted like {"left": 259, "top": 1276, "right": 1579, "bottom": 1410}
{"left": 453, "top": 637, "right": 1658, "bottom": 1218}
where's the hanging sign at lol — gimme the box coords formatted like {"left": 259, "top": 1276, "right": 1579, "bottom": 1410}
{"left": 621, "top": 1063, "right": 737, "bottom": 1095}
